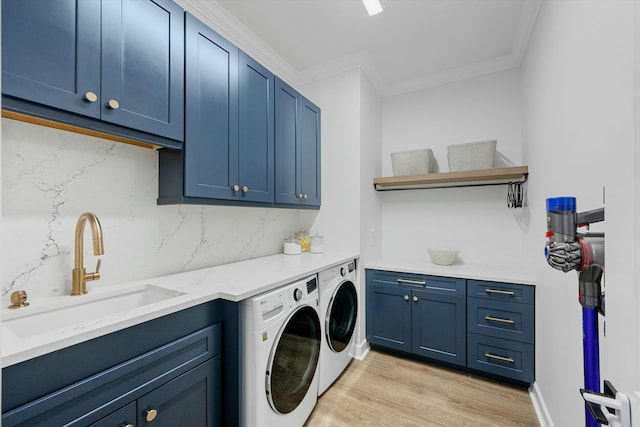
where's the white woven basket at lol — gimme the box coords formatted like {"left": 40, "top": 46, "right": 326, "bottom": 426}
{"left": 391, "top": 149, "right": 434, "bottom": 176}
{"left": 447, "top": 140, "right": 496, "bottom": 172}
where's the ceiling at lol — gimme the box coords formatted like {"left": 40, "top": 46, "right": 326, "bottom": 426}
{"left": 180, "top": 0, "right": 542, "bottom": 97}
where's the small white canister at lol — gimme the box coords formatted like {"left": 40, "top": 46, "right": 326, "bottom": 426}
{"left": 284, "top": 237, "right": 301, "bottom": 255}
{"left": 310, "top": 234, "right": 325, "bottom": 254}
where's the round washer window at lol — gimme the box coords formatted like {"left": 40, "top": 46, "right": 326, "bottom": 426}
{"left": 327, "top": 280, "right": 358, "bottom": 353}
{"left": 266, "top": 305, "right": 321, "bottom": 414}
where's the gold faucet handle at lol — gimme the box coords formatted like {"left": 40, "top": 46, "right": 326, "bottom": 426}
{"left": 85, "top": 259, "right": 102, "bottom": 282}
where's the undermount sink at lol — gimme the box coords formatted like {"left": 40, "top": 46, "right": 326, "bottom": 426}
{"left": 3, "top": 284, "right": 185, "bottom": 339}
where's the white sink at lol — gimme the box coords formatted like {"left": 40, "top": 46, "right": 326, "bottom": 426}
{"left": 3, "top": 284, "right": 185, "bottom": 339}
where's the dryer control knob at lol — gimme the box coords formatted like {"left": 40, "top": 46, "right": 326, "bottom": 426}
{"left": 293, "top": 288, "right": 303, "bottom": 302}
{"left": 340, "top": 267, "right": 347, "bottom": 277}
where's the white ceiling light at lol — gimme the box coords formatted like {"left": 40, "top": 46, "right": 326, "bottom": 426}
{"left": 362, "top": 0, "right": 384, "bottom": 16}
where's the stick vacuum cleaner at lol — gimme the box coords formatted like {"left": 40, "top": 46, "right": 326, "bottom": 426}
{"left": 545, "top": 196, "right": 604, "bottom": 426}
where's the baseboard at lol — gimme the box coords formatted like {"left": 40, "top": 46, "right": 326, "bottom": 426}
{"left": 530, "top": 381, "right": 554, "bottom": 427}
{"left": 350, "top": 339, "right": 370, "bottom": 361}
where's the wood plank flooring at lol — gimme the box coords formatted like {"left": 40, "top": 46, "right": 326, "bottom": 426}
{"left": 305, "top": 349, "right": 539, "bottom": 427}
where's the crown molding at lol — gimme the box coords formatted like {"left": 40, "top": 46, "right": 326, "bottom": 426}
{"left": 175, "top": 0, "right": 300, "bottom": 86}
{"left": 297, "top": 50, "right": 388, "bottom": 96}
{"left": 177, "top": 0, "right": 542, "bottom": 97}
{"left": 512, "top": 0, "right": 543, "bottom": 65}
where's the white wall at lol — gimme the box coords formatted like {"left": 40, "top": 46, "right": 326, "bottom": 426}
{"left": 1, "top": 119, "right": 306, "bottom": 304}
{"left": 357, "top": 72, "right": 383, "bottom": 355}
{"left": 380, "top": 69, "right": 527, "bottom": 266}
{"left": 521, "top": 1, "right": 638, "bottom": 425}
{"left": 299, "top": 69, "right": 361, "bottom": 255}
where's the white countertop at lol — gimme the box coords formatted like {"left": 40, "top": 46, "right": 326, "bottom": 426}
{"left": 1, "top": 251, "right": 359, "bottom": 367}
{"left": 365, "top": 257, "right": 536, "bottom": 285}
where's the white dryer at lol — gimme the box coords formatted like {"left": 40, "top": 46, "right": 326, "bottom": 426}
{"left": 242, "top": 275, "right": 321, "bottom": 427}
{"left": 318, "top": 260, "right": 358, "bottom": 395}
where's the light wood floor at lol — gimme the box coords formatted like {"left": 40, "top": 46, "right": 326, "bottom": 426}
{"left": 305, "top": 350, "right": 539, "bottom": 427}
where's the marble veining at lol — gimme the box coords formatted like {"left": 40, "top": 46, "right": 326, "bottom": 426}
{"left": 2, "top": 119, "right": 305, "bottom": 305}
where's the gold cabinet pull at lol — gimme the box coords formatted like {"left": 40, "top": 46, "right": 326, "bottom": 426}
{"left": 303, "top": 194, "right": 308, "bottom": 199}
{"left": 232, "top": 184, "right": 240, "bottom": 192}
{"left": 403, "top": 295, "right": 409, "bottom": 301}
{"left": 84, "top": 91, "right": 98, "bottom": 103}
{"left": 106, "top": 99, "right": 120, "bottom": 110}
{"left": 298, "top": 193, "right": 304, "bottom": 199}
{"left": 485, "top": 315, "right": 515, "bottom": 324}
{"left": 242, "top": 185, "right": 249, "bottom": 193}
{"left": 412, "top": 295, "right": 418, "bottom": 302}
{"left": 123, "top": 424, "right": 134, "bottom": 427}
{"left": 485, "top": 352, "right": 514, "bottom": 363}
{"left": 146, "top": 409, "right": 158, "bottom": 422}
{"left": 397, "top": 278, "right": 426, "bottom": 286}
{"left": 485, "top": 288, "right": 515, "bottom": 296}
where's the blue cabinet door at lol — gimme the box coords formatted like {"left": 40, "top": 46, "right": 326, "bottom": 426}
{"left": 275, "top": 77, "right": 321, "bottom": 207}
{"left": 184, "top": 13, "right": 239, "bottom": 200}
{"left": 101, "top": 0, "right": 184, "bottom": 141}
{"left": 299, "top": 98, "right": 321, "bottom": 206}
{"left": 136, "top": 357, "right": 221, "bottom": 427}
{"left": 366, "top": 283, "right": 412, "bottom": 353}
{"left": 275, "top": 78, "right": 300, "bottom": 205}
{"left": 238, "top": 52, "right": 275, "bottom": 203}
{"left": 412, "top": 289, "right": 466, "bottom": 366}
{"left": 1, "top": 0, "right": 101, "bottom": 118}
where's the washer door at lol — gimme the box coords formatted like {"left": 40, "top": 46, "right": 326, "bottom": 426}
{"left": 326, "top": 280, "right": 358, "bottom": 353}
{"left": 266, "top": 305, "right": 321, "bottom": 414}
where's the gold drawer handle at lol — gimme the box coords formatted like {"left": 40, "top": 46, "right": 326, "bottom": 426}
{"left": 485, "top": 315, "right": 515, "bottom": 324}
{"left": 485, "top": 288, "right": 515, "bottom": 296}
{"left": 398, "top": 278, "right": 426, "bottom": 286}
{"left": 485, "top": 352, "right": 514, "bottom": 363}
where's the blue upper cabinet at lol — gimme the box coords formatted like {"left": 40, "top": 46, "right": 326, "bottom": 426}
{"left": 238, "top": 52, "right": 275, "bottom": 203}
{"left": 101, "top": 0, "right": 184, "bottom": 141}
{"left": 183, "top": 14, "right": 274, "bottom": 203}
{"left": 275, "top": 78, "right": 321, "bottom": 208}
{"left": 2, "top": 0, "right": 101, "bottom": 118}
{"left": 184, "top": 13, "right": 239, "bottom": 200}
{"left": 1, "top": 0, "right": 184, "bottom": 143}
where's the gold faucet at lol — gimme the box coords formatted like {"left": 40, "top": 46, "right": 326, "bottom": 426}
{"left": 71, "top": 212, "right": 104, "bottom": 295}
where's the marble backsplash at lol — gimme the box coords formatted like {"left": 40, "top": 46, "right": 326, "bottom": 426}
{"left": 2, "top": 119, "right": 305, "bottom": 304}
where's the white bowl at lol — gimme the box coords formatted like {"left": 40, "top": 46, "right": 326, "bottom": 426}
{"left": 428, "top": 248, "right": 459, "bottom": 266}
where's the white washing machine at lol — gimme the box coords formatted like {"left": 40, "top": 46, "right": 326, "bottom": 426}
{"left": 242, "top": 275, "right": 321, "bottom": 427}
{"left": 318, "top": 260, "right": 358, "bottom": 395}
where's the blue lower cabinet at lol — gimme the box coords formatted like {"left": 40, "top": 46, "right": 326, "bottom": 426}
{"left": 412, "top": 289, "right": 466, "bottom": 366}
{"left": 366, "top": 282, "right": 412, "bottom": 353}
{"left": 366, "top": 269, "right": 535, "bottom": 384}
{"left": 136, "top": 357, "right": 221, "bottom": 427}
{"left": 467, "top": 333, "right": 534, "bottom": 384}
{"left": 2, "top": 300, "right": 240, "bottom": 427}
{"left": 365, "top": 270, "right": 466, "bottom": 367}
{"left": 90, "top": 358, "right": 220, "bottom": 427}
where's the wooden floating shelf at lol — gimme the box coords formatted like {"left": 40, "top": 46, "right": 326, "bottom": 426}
{"left": 373, "top": 166, "right": 528, "bottom": 191}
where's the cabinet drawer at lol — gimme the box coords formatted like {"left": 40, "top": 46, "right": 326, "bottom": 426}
{"left": 367, "top": 269, "right": 465, "bottom": 295}
{"left": 2, "top": 325, "right": 221, "bottom": 427}
{"left": 467, "top": 298, "right": 534, "bottom": 343}
{"left": 467, "top": 333, "right": 534, "bottom": 384}
{"left": 467, "top": 280, "right": 534, "bottom": 304}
